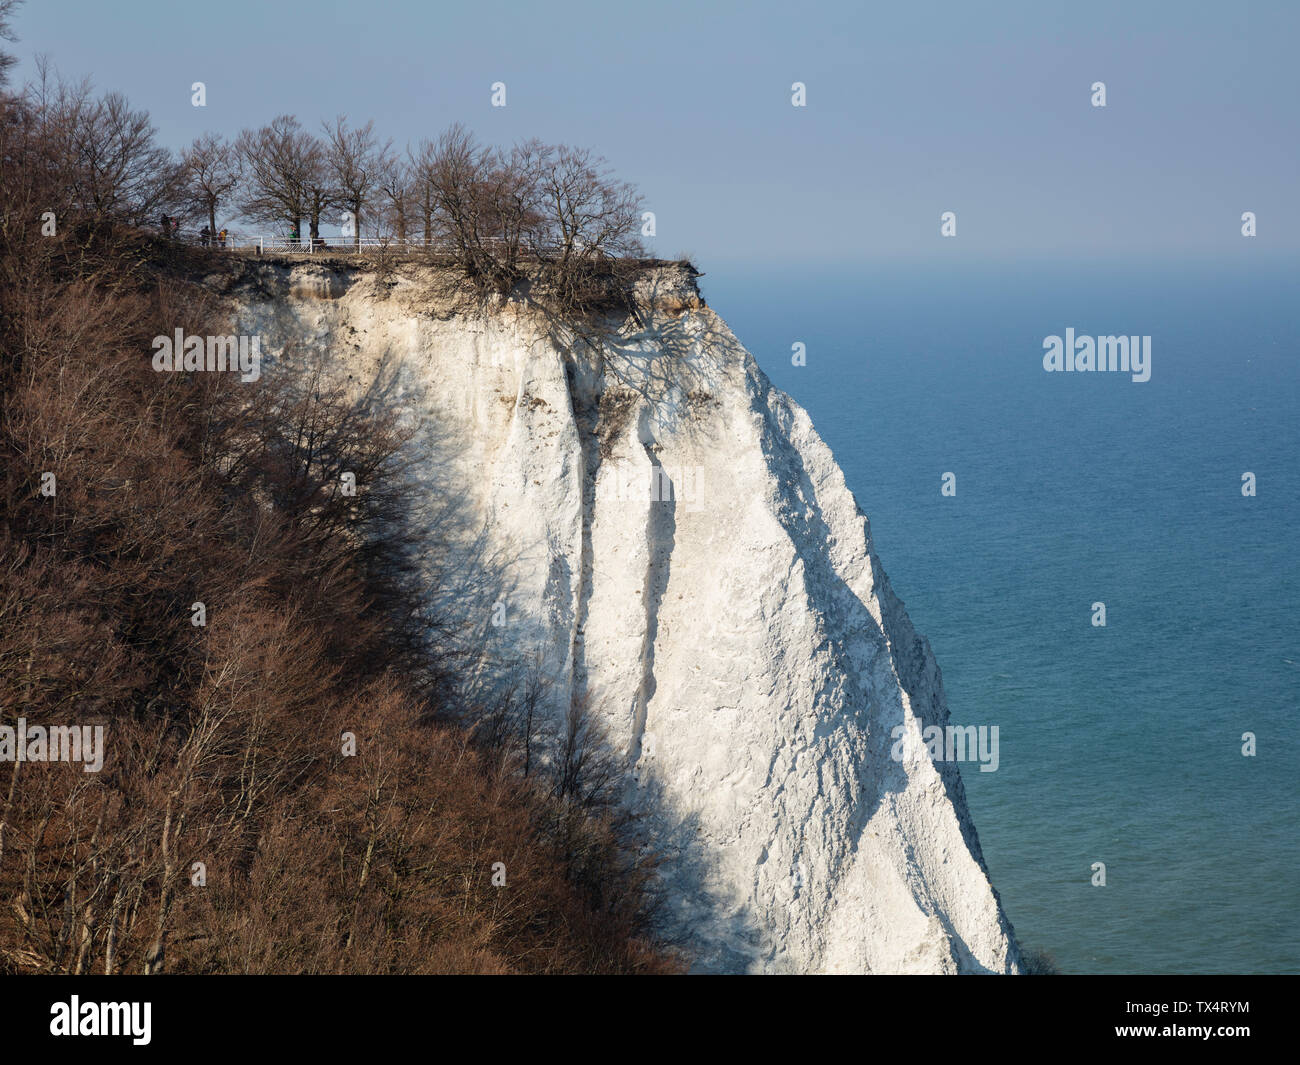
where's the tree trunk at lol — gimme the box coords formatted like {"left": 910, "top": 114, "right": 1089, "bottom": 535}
{"left": 144, "top": 798, "right": 176, "bottom": 975}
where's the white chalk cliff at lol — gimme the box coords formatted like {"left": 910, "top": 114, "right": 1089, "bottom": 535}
{"left": 229, "top": 261, "right": 1021, "bottom": 974}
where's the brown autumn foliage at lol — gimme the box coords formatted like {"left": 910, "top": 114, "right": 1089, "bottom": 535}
{"left": 0, "top": 58, "right": 680, "bottom": 974}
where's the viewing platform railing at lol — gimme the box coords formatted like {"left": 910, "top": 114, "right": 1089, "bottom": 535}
{"left": 162, "top": 233, "right": 465, "bottom": 255}
{"left": 239, "top": 236, "right": 449, "bottom": 255}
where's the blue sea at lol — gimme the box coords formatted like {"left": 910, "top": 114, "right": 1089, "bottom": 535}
{"left": 703, "top": 257, "right": 1299, "bottom": 975}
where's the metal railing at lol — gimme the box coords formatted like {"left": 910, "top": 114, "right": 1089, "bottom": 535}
{"left": 173, "top": 232, "right": 566, "bottom": 258}
{"left": 239, "top": 236, "right": 450, "bottom": 255}
{"left": 161, "top": 232, "right": 453, "bottom": 255}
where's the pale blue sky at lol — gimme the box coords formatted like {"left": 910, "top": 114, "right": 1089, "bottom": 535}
{"left": 10, "top": 0, "right": 1299, "bottom": 267}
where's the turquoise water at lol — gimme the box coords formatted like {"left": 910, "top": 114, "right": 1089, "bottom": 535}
{"left": 703, "top": 258, "right": 1299, "bottom": 975}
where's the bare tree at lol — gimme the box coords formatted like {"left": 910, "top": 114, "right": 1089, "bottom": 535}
{"left": 533, "top": 143, "right": 644, "bottom": 273}
{"left": 424, "top": 123, "right": 493, "bottom": 275}
{"left": 420, "top": 125, "right": 539, "bottom": 289}
{"left": 303, "top": 157, "right": 331, "bottom": 246}
{"left": 475, "top": 139, "right": 546, "bottom": 284}
{"left": 376, "top": 153, "right": 412, "bottom": 243}
{"left": 411, "top": 126, "right": 646, "bottom": 307}
{"left": 324, "top": 115, "right": 390, "bottom": 248}
{"left": 235, "top": 115, "right": 322, "bottom": 241}
{"left": 181, "top": 132, "right": 240, "bottom": 238}
{"left": 409, "top": 139, "right": 439, "bottom": 246}
{"left": 38, "top": 84, "right": 180, "bottom": 227}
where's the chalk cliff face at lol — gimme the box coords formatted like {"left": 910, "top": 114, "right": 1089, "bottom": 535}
{"left": 228, "top": 261, "right": 1021, "bottom": 974}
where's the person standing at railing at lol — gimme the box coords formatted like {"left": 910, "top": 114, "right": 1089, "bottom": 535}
{"left": 218, "top": 228, "right": 228, "bottom": 249}
{"left": 199, "top": 225, "right": 211, "bottom": 247}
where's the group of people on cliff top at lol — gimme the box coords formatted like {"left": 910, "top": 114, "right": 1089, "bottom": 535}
{"left": 159, "top": 215, "right": 228, "bottom": 248}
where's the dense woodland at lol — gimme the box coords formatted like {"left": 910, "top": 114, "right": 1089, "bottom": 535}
{"left": 0, "top": 0, "right": 680, "bottom": 974}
